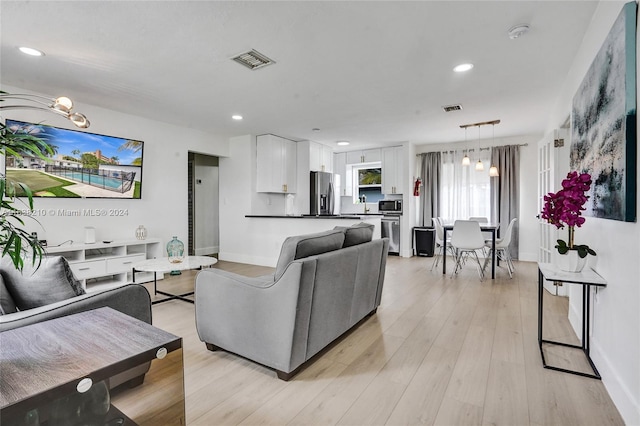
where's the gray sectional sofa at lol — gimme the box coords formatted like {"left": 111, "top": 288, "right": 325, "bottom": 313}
{"left": 0, "top": 256, "right": 153, "bottom": 388}
{"left": 194, "top": 225, "right": 390, "bottom": 380}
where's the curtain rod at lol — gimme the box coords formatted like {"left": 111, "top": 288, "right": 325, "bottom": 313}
{"left": 415, "top": 142, "right": 528, "bottom": 157}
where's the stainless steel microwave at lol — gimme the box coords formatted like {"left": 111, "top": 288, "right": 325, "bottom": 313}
{"left": 378, "top": 199, "right": 402, "bottom": 214}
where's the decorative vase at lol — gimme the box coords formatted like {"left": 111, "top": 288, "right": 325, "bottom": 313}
{"left": 166, "top": 236, "right": 184, "bottom": 263}
{"left": 560, "top": 250, "right": 587, "bottom": 273}
{"left": 135, "top": 225, "right": 147, "bottom": 240}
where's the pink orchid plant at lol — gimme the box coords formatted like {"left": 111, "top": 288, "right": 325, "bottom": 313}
{"left": 540, "top": 171, "right": 596, "bottom": 258}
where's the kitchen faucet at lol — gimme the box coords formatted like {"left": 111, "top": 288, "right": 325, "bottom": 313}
{"left": 359, "top": 194, "right": 370, "bottom": 214}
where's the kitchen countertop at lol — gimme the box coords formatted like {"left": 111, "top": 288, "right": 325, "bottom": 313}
{"left": 245, "top": 214, "right": 383, "bottom": 219}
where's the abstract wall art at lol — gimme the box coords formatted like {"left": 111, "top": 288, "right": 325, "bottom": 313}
{"left": 570, "top": 1, "right": 637, "bottom": 222}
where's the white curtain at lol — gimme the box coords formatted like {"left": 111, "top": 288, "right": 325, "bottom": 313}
{"left": 440, "top": 149, "right": 491, "bottom": 222}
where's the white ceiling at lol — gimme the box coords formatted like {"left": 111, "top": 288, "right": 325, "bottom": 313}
{"left": 1, "top": 1, "right": 601, "bottom": 150}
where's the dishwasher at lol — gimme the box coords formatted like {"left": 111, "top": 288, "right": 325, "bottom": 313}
{"left": 381, "top": 215, "right": 400, "bottom": 255}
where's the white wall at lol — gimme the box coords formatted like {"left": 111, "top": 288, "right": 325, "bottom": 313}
{"left": 414, "top": 134, "right": 541, "bottom": 262}
{"left": 3, "top": 85, "right": 229, "bottom": 250}
{"left": 545, "top": 2, "right": 639, "bottom": 424}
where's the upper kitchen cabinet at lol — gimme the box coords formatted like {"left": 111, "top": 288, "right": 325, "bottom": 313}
{"left": 333, "top": 152, "right": 353, "bottom": 196}
{"left": 307, "top": 141, "right": 333, "bottom": 173}
{"left": 346, "top": 148, "right": 381, "bottom": 164}
{"left": 256, "top": 134, "right": 297, "bottom": 193}
{"left": 382, "top": 146, "right": 403, "bottom": 195}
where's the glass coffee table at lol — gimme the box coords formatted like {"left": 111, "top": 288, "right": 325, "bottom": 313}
{"left": 133, "top": 255, "right": 217, "bottom": 304}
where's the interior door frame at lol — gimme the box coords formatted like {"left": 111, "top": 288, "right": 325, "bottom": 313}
{"left": 538, "top": 128, "right": 569, "bottom": 296}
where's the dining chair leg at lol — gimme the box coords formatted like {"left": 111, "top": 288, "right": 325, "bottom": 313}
{"left": 451, "top": 251, "right": 463, "bottom": 278}
{"left": 471, "top": 251, "right": 484, "bottom": 281}
{"left": 482, "top": 249, "right": 491, "bottom": 272}
{"left": 431, "top": 247, "right": 442, "bottom": 271}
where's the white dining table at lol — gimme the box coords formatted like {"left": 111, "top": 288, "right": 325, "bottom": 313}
{"left": 441, "top": 223, "right": 500, "bottom": 279}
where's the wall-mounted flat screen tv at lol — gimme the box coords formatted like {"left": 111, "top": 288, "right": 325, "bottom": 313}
{"left": 3, "top": 119, "right": 143, "bottom": 199}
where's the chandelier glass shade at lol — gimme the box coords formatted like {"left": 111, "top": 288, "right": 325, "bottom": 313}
{"left": 0, "top": 93, "right": 90, "bottom": 128}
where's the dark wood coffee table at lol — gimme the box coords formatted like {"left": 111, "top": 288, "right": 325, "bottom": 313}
{"left": 0, "top": 307, "right": 184, "bottom": 425}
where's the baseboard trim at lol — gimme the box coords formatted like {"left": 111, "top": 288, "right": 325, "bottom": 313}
{"left": 567, "top": 296, "right": 639, "bottom": 424}
{"left": 591, "top": 339, "right": 640, "bottom": 425}
{"left": 195, "top": 246, "right": 219, "bottom": 256}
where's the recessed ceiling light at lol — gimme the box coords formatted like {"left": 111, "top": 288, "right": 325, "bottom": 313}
{"left": 18, "top": 46, "right": 44, "bottom": 56}
{"left": 232, "top": 115, "right": 243, "bottom": 120}
{"left": 337, "top": 141, "right": 350, "bottom": 146}
{"left": 453, "top": 63, "right": 474, "bottom": 73}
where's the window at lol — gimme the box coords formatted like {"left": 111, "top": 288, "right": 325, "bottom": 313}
{"left": 440, "top": 150, "right": 491, "bottom": 221}
{"left": 354, "top": 166, "right": 384, "bottom": 203}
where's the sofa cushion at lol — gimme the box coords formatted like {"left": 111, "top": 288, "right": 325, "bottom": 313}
{"left": 0, "top": 274, "right": 18, "bottom": 315}
{"left": 274, "top": 229, "right": 345, "bottom": 280}
{"left": 0, "top": 256, "right": 85, "bottom": 311}
{"left": 334, "top": 222, "right": 375, "bottom": 248}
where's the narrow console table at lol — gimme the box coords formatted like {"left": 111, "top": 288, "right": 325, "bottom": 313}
{"left": 538, "top": 262, "right": 607, "bottom": 379}
{"left": 0, "top": 307, "right": 184, "bottom": 425}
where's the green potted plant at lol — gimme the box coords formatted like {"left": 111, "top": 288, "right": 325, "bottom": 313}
{"left": 540, "top": 171, "right": 596, "bottom": 272}
{"left": 1, "top": 120, "right": 53, "bottom": 271}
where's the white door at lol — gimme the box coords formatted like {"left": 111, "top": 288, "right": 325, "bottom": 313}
{"left": 538, "top": 129, "right": 569, "bottom": 296}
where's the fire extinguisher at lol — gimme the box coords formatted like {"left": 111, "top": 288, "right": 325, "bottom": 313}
{"left": 413, "top": 177, "right": 422, "bottom": 196}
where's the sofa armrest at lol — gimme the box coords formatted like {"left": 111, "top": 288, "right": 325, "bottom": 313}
{"left": 0, "top": 284, "right": 152, "bottom": 332}
{"left": 194, "top": 262, "right": 304, "bottom": 372}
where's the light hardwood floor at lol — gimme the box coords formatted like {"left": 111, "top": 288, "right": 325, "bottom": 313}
{"left": 141, "top": 256, "right": 624, "bottom": 425}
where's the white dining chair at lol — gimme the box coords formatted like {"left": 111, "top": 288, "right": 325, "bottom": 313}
{"left": 450, "top": 220, "right": 486, "bottom": 280}
{"left": 430, "top": 217, "right": 454, "bottom": 271}
{"left": 469, "top": 216, "right": 491, "bottom": 252}
{"left": 484, "top": 218, "right": 517, "bottom": 278}
{"left": 468, "top": 216, "right": 488, "bottom": 223}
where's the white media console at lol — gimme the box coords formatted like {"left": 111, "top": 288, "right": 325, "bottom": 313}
{"left": 46, "top": 238, "right": 163, "bottom": 292}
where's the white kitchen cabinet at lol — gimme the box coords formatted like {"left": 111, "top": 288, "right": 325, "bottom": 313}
{"left": 333, "top": 152, "right": 353, "bottom": 196}
{"left": 346, "top": 148, "right": 381, "bottom": 164}
{"left": 47, "top": 238, "right": 162, "bottom": 292}
{"left": 308, "top": 141, "right": 333, "bottom": 172}
{"left": 256, "top": 134, "right": 297, "bottom": 193}
{"left": 382, "top": 146, "right": 403, "bottom": 195}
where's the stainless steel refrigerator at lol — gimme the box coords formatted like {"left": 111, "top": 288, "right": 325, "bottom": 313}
{"left": 310, "top": 171, "right": 340, "bottom": 215}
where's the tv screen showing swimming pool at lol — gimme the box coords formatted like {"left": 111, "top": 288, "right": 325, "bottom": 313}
{"left": 4, "top": 119, "right": 143, "bottom": 199}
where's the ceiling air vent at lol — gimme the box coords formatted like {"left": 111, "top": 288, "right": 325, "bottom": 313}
{"left": 442, "top": 104, "right": 463, "bottom": 112}
{"left": 231, "top": 49, "right": 275, "bottom": 70}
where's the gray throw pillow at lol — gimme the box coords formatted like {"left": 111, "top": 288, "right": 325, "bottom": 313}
{"left": 0, "top": 274, "right": 18, "bottom": 315}
{"left": 0, "top": 256, "right": 85, "bottom": 311}
{"left": 335, "top": 222, "right": 375, "bottom": 247}
{"left": 274, "top": 229, "right": 345, "bottom": 280}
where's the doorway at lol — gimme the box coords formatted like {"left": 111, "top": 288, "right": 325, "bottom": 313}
{"left": 188, "top": 152, "right": 219, "bottom": 256}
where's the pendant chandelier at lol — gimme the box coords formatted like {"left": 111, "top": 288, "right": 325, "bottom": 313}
{"left": 460, "top": 119, "right": 500, "bottom": 177}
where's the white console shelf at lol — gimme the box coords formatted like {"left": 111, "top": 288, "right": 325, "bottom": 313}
{"left": 46, "top": 238, "right": 163, "bottom": 293}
